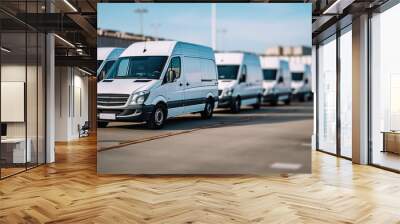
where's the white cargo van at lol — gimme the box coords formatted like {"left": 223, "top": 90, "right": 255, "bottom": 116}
{"left": 259, "top": 56, "right": 292, "bottom": 106}
{"left": 97, "top": 47, "right": 125, "bottom": 81}
{"left": 290, "top": 62, "right": 312, "bottom": 101}
{"left": 215, "top": 52, "right": 263, "bottom": 113}
{"left": 97, "top": 41, "right": 218, "bottom": 129}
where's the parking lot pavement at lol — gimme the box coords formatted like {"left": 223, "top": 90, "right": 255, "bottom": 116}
{"left": 97, "top": 102, "right": 313, "bottom": 174}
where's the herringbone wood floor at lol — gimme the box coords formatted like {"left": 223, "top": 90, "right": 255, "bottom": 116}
{"left": 1, "top": 135, "right": 400, "bottom": 224}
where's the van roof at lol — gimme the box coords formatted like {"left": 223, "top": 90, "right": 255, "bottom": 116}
{"left": 120, "top": 41, "right": 215, "bottom": 59}
{"left": 259, "top": 56, "right": 287, "bottom": 69}
{"left": 215, "top": 52, "right": 243, "bottom": 65}
{"left": 215, "top": 52, "right": 260, "bottom": 65}
{"left": 97, "top": 47, "right": 123, "bottom": 61}
{"left": 289, "top": 62, "right": 307, "bottom": 72}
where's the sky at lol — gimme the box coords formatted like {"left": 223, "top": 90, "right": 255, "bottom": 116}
{"left": 98, "top": 3, "right": 311, "bottom": 54}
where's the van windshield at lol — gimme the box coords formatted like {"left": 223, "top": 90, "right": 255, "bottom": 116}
{"left": 106, "top": 56, "right": 168, "bottom": 79}
{"left": 263, "top": 69, "right": 277, "bottom": 80}
{"left": 217, "top": 65, "right": 239, "bottom": 80}
{"left": 291, "top": 72, "right": 304, "bottom": 81}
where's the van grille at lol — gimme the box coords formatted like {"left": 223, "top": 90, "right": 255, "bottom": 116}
{"left": 97, "top": 94, "right": 130, "bottom": 107}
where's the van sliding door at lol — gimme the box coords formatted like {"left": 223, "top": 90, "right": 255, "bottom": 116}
{"left": 182, "top": 57, "right": 204, "bottom": 113}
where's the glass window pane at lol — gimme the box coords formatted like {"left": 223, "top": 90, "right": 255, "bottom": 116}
{"left": 27, "top": 31, "right": 38, "bottom": 169}
{"left": 318, "top": 37, "right": 337, "bottom": 154}
{"left": 1, "top": 31, "right": 27, "bottom": 177}
{"left": 38, "top": 33, "right": 46, "bottom": 165}
{"left": 371, "top": 4, "right": 400, "bottom": 171}
{"left": 340, "top": 29, "right": 352, "bottom": 158}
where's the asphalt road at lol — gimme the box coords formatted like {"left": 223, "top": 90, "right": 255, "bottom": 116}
{"left": 97, "top": 102, "right": 313, "bottom": 174}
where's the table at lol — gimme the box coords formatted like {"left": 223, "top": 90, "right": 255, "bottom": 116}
{"left": 1, "top": 138, "right": 31, "bottom": 164}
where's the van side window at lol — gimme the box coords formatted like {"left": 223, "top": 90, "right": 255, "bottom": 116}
{"left": 201, "top": 59, "right": 217, "bottom": 81}
{"left": 117, "top": 58, "right": 130, "bottom": 77}
{"left": 166, "top": 57, "right": 181, "bottom": 82}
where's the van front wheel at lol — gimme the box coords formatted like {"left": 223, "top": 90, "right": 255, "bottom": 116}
{"left": 201, "top": 99, "right": 214, "bottom": 119}
{"left": 298, "top": 94, "right": 305, "bottom": 102}
{"left": 147, "top": 104, "right": 166, "bottom": 129}
{"left": 253, "top": 95, "right": 262, "bottom": 109}
{"left": 284, "top": 94, "right": 291, "bottom": 105}
{"left": 231, "top": 97, "right": 241, "bottom": 113}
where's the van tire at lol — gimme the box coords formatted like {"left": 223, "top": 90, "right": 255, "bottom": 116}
{"left": 270, "top": 98, "right": 278, "bottom": 106}
{"left": 98, "top": 121, "right": 109, "bottom": 128}
{"left": 147, "top": 104, "right": 166, "bottom": 129}
{"left": 307, "top": 93, "right": 313, "bottom": 101}
{"left": 284, "top": 94, "right": 291, "bottom": 105}
{"left": 298, "top": 94, "right": 305, "bottom": 102}
{"left": 253, "top": 95, "right": 262, "bottom": 109}
{"left": 231, "top": 97, "right": 241, "bottom": 113}
{"left": 201, "top": 99, "right": 214, "bottom": 119}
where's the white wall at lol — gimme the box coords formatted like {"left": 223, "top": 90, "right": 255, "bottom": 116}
{"left": 1, "top": 63, "right": 46, "bottom": 164}
{"left": 55, "top": 67, "right": 89, "bottom": 141}
{"left": 1, "top": 65, "right": 40, "bottom": 138}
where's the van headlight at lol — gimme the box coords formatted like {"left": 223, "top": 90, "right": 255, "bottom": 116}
{"left": 223, "top": 88, "right": 234, "bottom": 96}
{"left": 130, "top": 90, "right": 150, "bottom": 105}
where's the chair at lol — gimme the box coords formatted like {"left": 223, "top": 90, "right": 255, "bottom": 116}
{"left": 79, "top": 121, "right": 90, "bottom": 138}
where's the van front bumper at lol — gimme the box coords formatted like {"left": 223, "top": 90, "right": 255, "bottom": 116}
{"left": 217, "top": 96, "right": 233, "bottom": 108}
{"left": 97, "top": 104, "right": 154, "bottom": 122}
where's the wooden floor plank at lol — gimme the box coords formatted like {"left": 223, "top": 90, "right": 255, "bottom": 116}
{"left": 0, "top": 135, "right": 399, "bottom": 223}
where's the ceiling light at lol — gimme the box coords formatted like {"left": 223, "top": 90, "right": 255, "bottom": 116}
{"left": 1, "top": 47, "right": 11, "bottom": 53}
{"left": 54, "top": 34, "right": 75, "bottom": 48}
{"left": 63, "top": 0, "right": 78, "bottom": 12}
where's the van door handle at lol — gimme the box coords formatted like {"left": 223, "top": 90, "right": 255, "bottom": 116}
{"left": 186, "top": 82, "right": 190, "bottom": 86}
{"left": 179, "top": 83, "right": 183, "bottom": 86}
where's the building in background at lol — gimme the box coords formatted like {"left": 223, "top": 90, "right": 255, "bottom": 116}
{"left": 264, "top": 46, "right": 312, "bottom": 65}
{"left": 97, "top": 29, "right": 168, "bottom": 48}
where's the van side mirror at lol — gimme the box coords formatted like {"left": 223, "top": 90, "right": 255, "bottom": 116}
{"left": 239, "top": 74, "right": 246, "bottom": 83}
{"left": 305, "top": 79, "right": 309, "bottom": 84}
{"left": 100, "top": 71, "right": 106, "bottom": 80}
{"left": 165, "top": 69, "right": 176, "bottom": 83}
{"left": 278, "top": 76, "right": 284, "bottom": 83}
